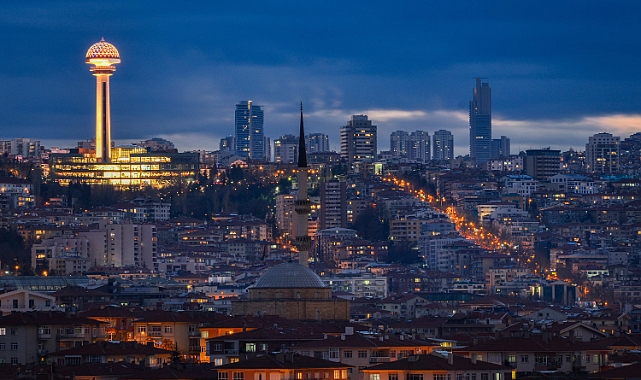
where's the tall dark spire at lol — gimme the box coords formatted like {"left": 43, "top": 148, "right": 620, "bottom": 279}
{"left": 298, "top": 102, "right": 308, "bottom": 168}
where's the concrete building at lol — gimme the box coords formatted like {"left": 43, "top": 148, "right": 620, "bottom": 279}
{"left": 586, "top": 132, "right": 620, "bottom": 174}
{"left": 390, "top": 130, "right": 409, "bottom": 157}
{"left": 432, "top": 130, "right": 454, "bottom": 160}
{"left": 491, "top": 135, "right": 510, "bottom": 158}
{"left": 306, "top": 133, "right": 330, "bottom": 153}
{"left": 340, "top": 115, "right": 377, "bottom": 165}
{"left": 219, "top": 136, "right": 235, "bottom": 152}
{"left": 525, "top": 148, "right": 561, "bottom": 180}
{"left": 408, "top": 130, "right": 430, "bottom": 163}
{"left": 320, "top": 179, "right": 347, "bottom": 230}
{"left": 274, "top": 134, "right": 298, "bottom": 164}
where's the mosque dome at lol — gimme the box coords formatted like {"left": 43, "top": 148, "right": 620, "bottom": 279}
{"left": 86, "top": 38, "right": 120, "bottom": 60}
{"left": 253, "top": 262, "right": 326, "bottom": 288}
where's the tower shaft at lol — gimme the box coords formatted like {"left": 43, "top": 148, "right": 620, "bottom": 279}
{"left": 293, "top": 103, "right": 311, "bottom": 266}
{"left": 93, "top": 71, "right": 113, "bottom": 162}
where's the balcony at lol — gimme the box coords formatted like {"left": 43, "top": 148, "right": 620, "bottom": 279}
{"left": 37, "top": 333, "right": 51, "bottom": 339}
{"left": 224, "top": 349, "right": 239, "bottom": 355}
{"left": 149, "top": 331, "right": 163, "bottom": 337}
{"left": 369, "top": 357, "right": 391, "bottom": 363}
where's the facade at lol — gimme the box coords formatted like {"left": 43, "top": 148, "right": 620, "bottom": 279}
{"left": 274, "top": 134, "right": 298, "bottom": 164}
{"left": 219, "top": 136, "right": 235, "bottom": 152}
{"left": 586, "top": 132, "right": 620, "bottom": 174}
{"left": 139, "top": 137, "right": 175, "bottom": 152}
{"left": 0, "top": 138, "right": 41, "bottom": 158}
{"left": 49, "top": 152, "right": 199, "bottom": 188}
{"left": 214, "top": 354, "right": 350, "bottom": 380}
{"left": 408, "top": 131, "right": 430, "bottom": 163}
{"left": 235, "top": 100, "right": 265, "bottom": 160}
{"left": 307, "top": 133, "right": 330, "bottom": 153}
{"left": 0, "top": 178, "right": 35, "bottom": 209}
{"left": 432, "top": 130, "right": 454, "bottom": 160}
{"left": 320, "top": 179, "right": 347, "bottom": 230}
{"left": 491, "top": 136, "right": 510, "bottom": 159}
{"left": 231, "top": 262, "right": 350, "bottom": 321}
{"left": 390, "top": 131, "right": 409, "bottom": 158}
{"left": 469, "top": 78, "right": 492, "bottom": 163}
{"left": 362, "top": 353, "right": 513, "bottom": 380}
{"left": 525, "top": 148, "right": 561, "bottom": 180}
{"left": 340, "top": 115, "right": 377, "bottom": 165}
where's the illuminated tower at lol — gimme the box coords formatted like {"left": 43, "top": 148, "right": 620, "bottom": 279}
{"left": 294, "top": 103, "right": 311, "bottom": 266}
{"left": 86, "top": 38, "right": 120, "bottom": 162}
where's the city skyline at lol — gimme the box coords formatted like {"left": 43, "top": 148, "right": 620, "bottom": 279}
{"left": 1, "top": 2, "right": 640, "bottom": 156}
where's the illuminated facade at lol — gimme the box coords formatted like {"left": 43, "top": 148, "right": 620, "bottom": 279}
{"left": 49, "top": 152, "right": 199, "bottom": 188}
{"left": 49, "top": 39, "right": 199, "bottom": 188}
{"left": 86, "top": 38, "right": 120, "bottom": 162}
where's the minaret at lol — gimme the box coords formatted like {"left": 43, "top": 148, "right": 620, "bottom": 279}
{"left": 294, "top": 102, "right": 311, "bottom": 266}
{"left": 86, "top": 38, "right": 121, "bottom": 162}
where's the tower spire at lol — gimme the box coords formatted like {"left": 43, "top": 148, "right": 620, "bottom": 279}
{"left": 298, "top": 102, "right": 307, "bottom": 168}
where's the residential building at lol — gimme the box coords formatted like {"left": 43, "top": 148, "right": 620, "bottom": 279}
{"left": 362, "top": 353, "right": 513, "bottom": 380}
{"left": 214, "top": 353, "right": 350, "bottom": 380}
{"left": 432, "top": 130, "right": 454, "bottom": 160}
{"left": 274, "top": 134, "right": 299, "bottom": 164}
{"left": 408, "top": 131, "right": 430, "bottom": 163}
{"left": 48, "top": 341, "right": 172, "bottom": 367}
{"left": 586, "top": 132, "right": 620, "bottom": 174}
{"left": 0, "top": 178, "right": 35, "bottom": 209}
{"left": 320, "top": 179, "right": 347, "bottom": 230}
{"left": 390, "top": 131, "right": 409, "bottom": 158}
{"left": 525, "top": 148, "right": 561, "bottom": 180}
{"left": 340, "top": 115, "right": 377, "bottom": 165}
{"left": 306, "top": 133, "right": 330, "bottom": 153}
{"left": 219, "top": 136, "right": 235, "bottom": 152}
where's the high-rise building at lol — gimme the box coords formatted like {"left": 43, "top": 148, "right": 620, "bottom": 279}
{"left": 234, "top": 100, "right": 265, "bottom": 160}
{"left": 432, "top": 130, "right": 454, "bottom": 160}
{"left": 408, "top": 131, "right": 430, "bottom": 163}
{"left": 491, "top": 136, "right": 510, "bottom": 159}
{"left": 320, "top": 179, "right": 347, "bottom": 230}
{"left": 274, "top": 134, "right": 299, "bottom": 164}
{"left": 586, "top": 132, "right": 620, "bottom": 174}
{"left": 469, "top": 78, "right": 492, "bottom": 163}
{"left": 306, "top": 133, "right": 330, "bottom": 153}
{"left": 219, "top": 136, "right": 235, "bottom": 152}
{"left": 390, "top": 130, "right": 409, "bottom": 157}
{"left": 86, "top": 38, "right": 121, "bottom": 162}
{"left": 525, "top": 148, "right": 561, "bottom": 180}
{"left": 340, "top": 115, "right": 377, "bottom": 165}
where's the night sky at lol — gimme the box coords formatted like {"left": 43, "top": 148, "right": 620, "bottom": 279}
{"left": 1, "top": 1, "right": 640, "bottom": 156}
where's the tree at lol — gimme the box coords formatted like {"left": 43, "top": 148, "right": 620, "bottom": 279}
{"left": 352, "top": 205, "right": 389, "bottom": 241}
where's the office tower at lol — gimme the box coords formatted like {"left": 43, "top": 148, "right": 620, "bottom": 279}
{"left": 408, "top": 130, "right": 430, "bottom": 163}
{"left": 306, "top": 133, "right": 330, "bottom": 153}
{"left": 340, "top": 115, "right": 377, "bottom": 165}
{"left": 491, "top": 136, "right": 510, "bottom": 159}
{"left": 86, "top": 38, "right": 121, "bottom": 162}
{"left": 390, "top": 130, "right": 409, "bottom": 157}
{"left": 320, "top": 179, "right": 347, "bottom": 230}
{"left": 525, "top": 148, "right": 561, "bottom": 180}
{"left": 469, "top": 78, "right": 492, "bottom": 163}
{"left": 586, "top": 132, "right": 620, "bottom": 174}
{"left": 274, "top": 134, "right": 299, "bottom": 164}
{"left": 432, "top": 130, "right": 454, "bottom": 160}
{"left": 294, "top": 103, "right": 311, "bottom": 266}
{"left": 219, "top": 136, "right": 235, "bottom": 152}
{"left": 234, "top": 100, "right": 265, "bottom": 160}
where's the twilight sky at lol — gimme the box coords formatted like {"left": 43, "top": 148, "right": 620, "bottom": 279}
{"left": 1, "top": 1, "right": 640, "bottom": 156}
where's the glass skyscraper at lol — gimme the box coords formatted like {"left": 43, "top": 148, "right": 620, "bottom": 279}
{"left": 234, "top": 100, "right": 265, "bottom": 160}
{"left": 469, "top": 78, "right": 492, "bottom": 163}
